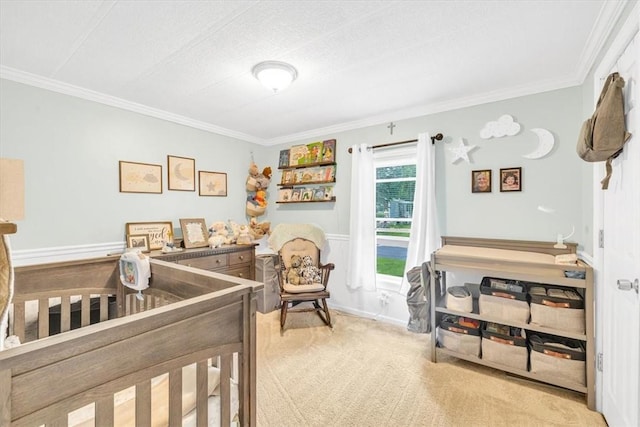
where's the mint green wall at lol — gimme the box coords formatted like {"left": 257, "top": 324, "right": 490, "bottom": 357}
{"left": 0, "top": 80, "right": 590, "bottom": 253}
{"left": 0, "top": 79, "right": 258, "bottom": 250}
{"left": 266, "top": 86, "right": 589, "bottom": 251}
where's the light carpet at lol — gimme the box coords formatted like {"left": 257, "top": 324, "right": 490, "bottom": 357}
{"left": 256, "top": 310, "right": 606, "bottom": 427}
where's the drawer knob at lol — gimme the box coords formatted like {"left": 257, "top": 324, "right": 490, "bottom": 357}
{"left": 239, "top": 255, "right": 244, "bottom": 260}
{"left": 216, "top": 259, "right": 221, "bottom": 263}
{"left": 238, "top": 273, "right": 244, "bottom": 277}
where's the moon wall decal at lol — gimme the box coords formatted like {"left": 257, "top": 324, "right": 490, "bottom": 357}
{"left": 523, "top": 128, "right": 555, "bottom": 159}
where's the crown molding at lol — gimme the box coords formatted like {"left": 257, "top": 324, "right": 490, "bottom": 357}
{"left": 1, "top": 0, "right": 625, "bottom": 148}
{"left": 0, "top": 66, "right": 263, "bottom": 144}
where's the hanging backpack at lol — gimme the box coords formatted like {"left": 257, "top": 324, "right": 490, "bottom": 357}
{"left": 576, "top": 72, "right": 631, "bottom": 189}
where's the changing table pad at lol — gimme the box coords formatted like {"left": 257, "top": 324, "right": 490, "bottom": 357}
{"left": 436, "top": 245, "right": 557, "bottom": 264}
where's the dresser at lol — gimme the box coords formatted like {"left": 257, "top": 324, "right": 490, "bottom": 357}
{"left": 152, "top": 244, "right": 256, "bottom": 280}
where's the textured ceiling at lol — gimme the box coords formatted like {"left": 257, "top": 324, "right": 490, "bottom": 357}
{"left": 0, "top": 1, "right": 628, "bottom": 145}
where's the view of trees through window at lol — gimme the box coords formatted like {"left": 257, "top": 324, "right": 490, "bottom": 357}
{"left": 375, "top": 164, "right": 416, "bottom": 277}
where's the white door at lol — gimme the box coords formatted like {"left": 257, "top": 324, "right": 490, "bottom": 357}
{"left": 601, "top": 29, "right": 640, "bottom": 427}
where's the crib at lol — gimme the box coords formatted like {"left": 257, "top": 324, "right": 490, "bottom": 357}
{"left": 0, "top": 255, "right": 262, "bottom": 426}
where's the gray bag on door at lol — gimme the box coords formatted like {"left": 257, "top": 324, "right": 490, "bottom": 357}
{"left": 406, "top": 263, "right": 431, "bottom": 333}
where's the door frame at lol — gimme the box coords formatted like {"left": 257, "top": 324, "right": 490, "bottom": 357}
{"left": 592, "top": 2, "right": 639, "bottom": 413}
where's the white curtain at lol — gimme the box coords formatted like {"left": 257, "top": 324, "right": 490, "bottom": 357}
{"left": 400, "top": 133, "right": 441, "bottom": 294}
{"left": 347, "top": 143, "right": 377, "bottom": 291}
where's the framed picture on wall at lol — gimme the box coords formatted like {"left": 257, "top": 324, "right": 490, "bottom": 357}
{"left": 199, "top": 171, "right": 227, "bottom": 196}
{"left": 471, "top": 169, "right": 492, "bottom": 193}
{"left": 167, "top": 155, "right": 195, "bottom": 191}
{"left": 119, "top": 161, "right": 162, "bottom": 194}
{"left": 500, "top": 167, "right": 522, "bottom": 192}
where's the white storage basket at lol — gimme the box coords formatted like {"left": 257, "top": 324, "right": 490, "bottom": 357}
{"left": 437, "top": 327, "right": 481, "bottom": 357}
{"left": 529, "top": 333, "right": 586, "bottom": 385}
{"left": 446, "top": 286, "right": 473, "bottom": 313}
{"left": 529, "top": 286, "right": 585, "bottom": 333}
{"left": 479, "top": 294, "right": 529, "bottom": 323}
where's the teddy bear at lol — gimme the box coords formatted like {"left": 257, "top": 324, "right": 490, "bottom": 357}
{"left": 262, "top": 166, "right": 272, "bottom": 180}
{"left": 236, "top": 224, "right": 253, "bottom": 245}
{"left": 246, "top": 162, "right": 260, "bottom": 191}
{"left": 209, "top": 220, "right": 232, "bottom": 244}
{"left": 248, "top": 217, "right": 270, "bottom": 240}
{"left": 286, "top": 255, "right": 303, "bottom": 285}
{"left": 299, "top": 255, "right": 322, "bottom": 284}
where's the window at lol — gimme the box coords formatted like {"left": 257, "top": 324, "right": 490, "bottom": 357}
{"left": 374, "top": 146, "right": 417, "bottom": 283}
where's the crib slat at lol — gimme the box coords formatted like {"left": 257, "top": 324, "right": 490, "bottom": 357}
{"left": 13, "top": 301, "right": 25, "bottom": 342}
{"left": 100, "top": 294, "right": 109, "bottom": 321}
{"left": 81, "top": 294, "right": 91, "bottom": 327}
{"left": 60, "top": 295, "right": 71, "bottom": 333}
{"left": 38, "top": 298, "right": 48, "bottom": 339}
{"left": 0, "top": 369, "right": 10, "bottom": 426}
{"left": 197, "top": 360, "right": 209, "bottom": 427}
{"left": 220, "top": 353, "right": 232, "bottom": 426}
{"left": 169, "top": 368, "right": 182, "bottom": 426}
{"left": 95, "top": 396, "right": 114, "bottom": 426}
{"left": 136, "top": 381, "right": 152, "bottom": 427}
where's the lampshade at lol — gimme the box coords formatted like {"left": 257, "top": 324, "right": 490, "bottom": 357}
{"left": 0, "top": 158, "right": 25, "bottom": 221}
{"left": 252, "top": 61, "right": 298, "bottom": 93}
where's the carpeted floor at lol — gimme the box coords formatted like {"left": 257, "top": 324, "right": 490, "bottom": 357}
{"left": 256, "top": 310, "right": 606, "bottom": 427}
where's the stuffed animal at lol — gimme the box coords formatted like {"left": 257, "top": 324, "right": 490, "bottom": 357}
{"left": 248, "top": 218, "right": 270, "bottom": 240}
{"left": 236, "top": 224, "right": 252, "bottom": 245}
{"left": 246, "top": 162, "right": 260, "bottom": 191}
{"left": 208, "top": 235, "right": 225, "bottom": 248}
{"left": 262, "top": 166, "right": 272, "bottom": 180}
{"left": 286, "top": 255, "right": 303, "bottom": 285}
{"left": 254, "top": 189, "right": 267, "bottom": 207}
{"left": 299, "top": 255, "right": 322, "bottom": 284}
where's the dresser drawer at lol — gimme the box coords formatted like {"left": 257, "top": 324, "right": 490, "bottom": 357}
{"left": 177, "top": 254, "right": 227, "bottom": 270}
{"left": 224, "top": 266, "right": 252, "bottom": 279}
{"left": 229, "top": 249, "right": 252, "bottom": 266}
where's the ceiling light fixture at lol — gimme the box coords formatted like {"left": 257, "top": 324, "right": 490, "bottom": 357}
{"left": 252, "top": 61, "right": 298, "bottom": 93}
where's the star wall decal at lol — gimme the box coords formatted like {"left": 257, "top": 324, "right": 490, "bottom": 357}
{"left": 448, "top": 138, "right": 477, "bottom": 164}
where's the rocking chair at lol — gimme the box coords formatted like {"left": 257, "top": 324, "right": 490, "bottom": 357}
{"left": 276, "top": 237, "right": 334, "bottom": 330}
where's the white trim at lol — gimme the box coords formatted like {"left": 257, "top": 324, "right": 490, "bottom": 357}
{"left": 0, "top": 1, "right": 624, "bottom": 148}
{"left": 0, "top": 66, "right": 262, "bottom": 144}
{"left": 329, "top": 302, "right": 408, "bottom": 328}
{"left": 12, "top": 241, "right": 126, "bottom": 266}
{"left": 592, "top": 0, "right": 639, "bottom": 413}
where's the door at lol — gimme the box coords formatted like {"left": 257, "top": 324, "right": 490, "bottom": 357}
{"left": 601, "top": 28, "right": 640, "bottom": 427}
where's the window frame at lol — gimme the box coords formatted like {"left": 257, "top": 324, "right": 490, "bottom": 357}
{"left": 373, "top": 145, "right": 417, "bottom": 289}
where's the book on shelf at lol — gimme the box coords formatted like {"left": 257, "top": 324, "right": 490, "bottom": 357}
{"left": 322, "top": 186, "right": 334, "bottom": 200}
{"left": 313, "top": 187, "right": 325, "bottom": 201}
{"left": 306, "top": 141, "right": 323, "bottom": 164}
{"left": 289, "top": 144, "right": 309, "bottom": 166}
{"left": 301, "top": 188, "right": 314, "bottom": 201}
{"left": 278, "top": 188, "right": 293, "bottom": 202}
{"left": 278, "top": 149, "right": 290, "bottom": 168}
{"left": 322, "top": 139, "right": 336, "bottom": 162}
{"left": 323, "top": 165, "right": 335, "bottom": 181}
{"left": 281, "top": 170, "right": 294, "bottom": 185}
{"left": 290, "top": 188, "right": 302, "bottom": 201}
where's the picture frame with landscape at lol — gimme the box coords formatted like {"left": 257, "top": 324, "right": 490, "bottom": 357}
{"left": 126, "top": 234, "right": 150, "bottom": 252}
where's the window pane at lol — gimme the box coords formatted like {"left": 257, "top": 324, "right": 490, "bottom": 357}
{"left": 375, "top": 163, "right": 415, "bottom": 278}
{"left": 376, "top": 165, "right": 416, "bottom": 179}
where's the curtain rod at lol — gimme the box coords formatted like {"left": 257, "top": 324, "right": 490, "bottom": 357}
{"left": 347, "top": 133, "right": 443, "bottom": 153}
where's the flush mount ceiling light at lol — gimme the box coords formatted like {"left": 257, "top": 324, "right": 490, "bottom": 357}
{"left": 252, "top": 61, "right": 298, "bottom": 93}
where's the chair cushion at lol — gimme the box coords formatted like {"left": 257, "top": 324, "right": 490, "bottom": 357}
{"left": 284, "top": 282, "right": 325, "bottom": 293}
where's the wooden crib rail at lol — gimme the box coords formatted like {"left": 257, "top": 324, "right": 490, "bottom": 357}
{"left": 1, "top": 278, "right": 260, "bottom": 426}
